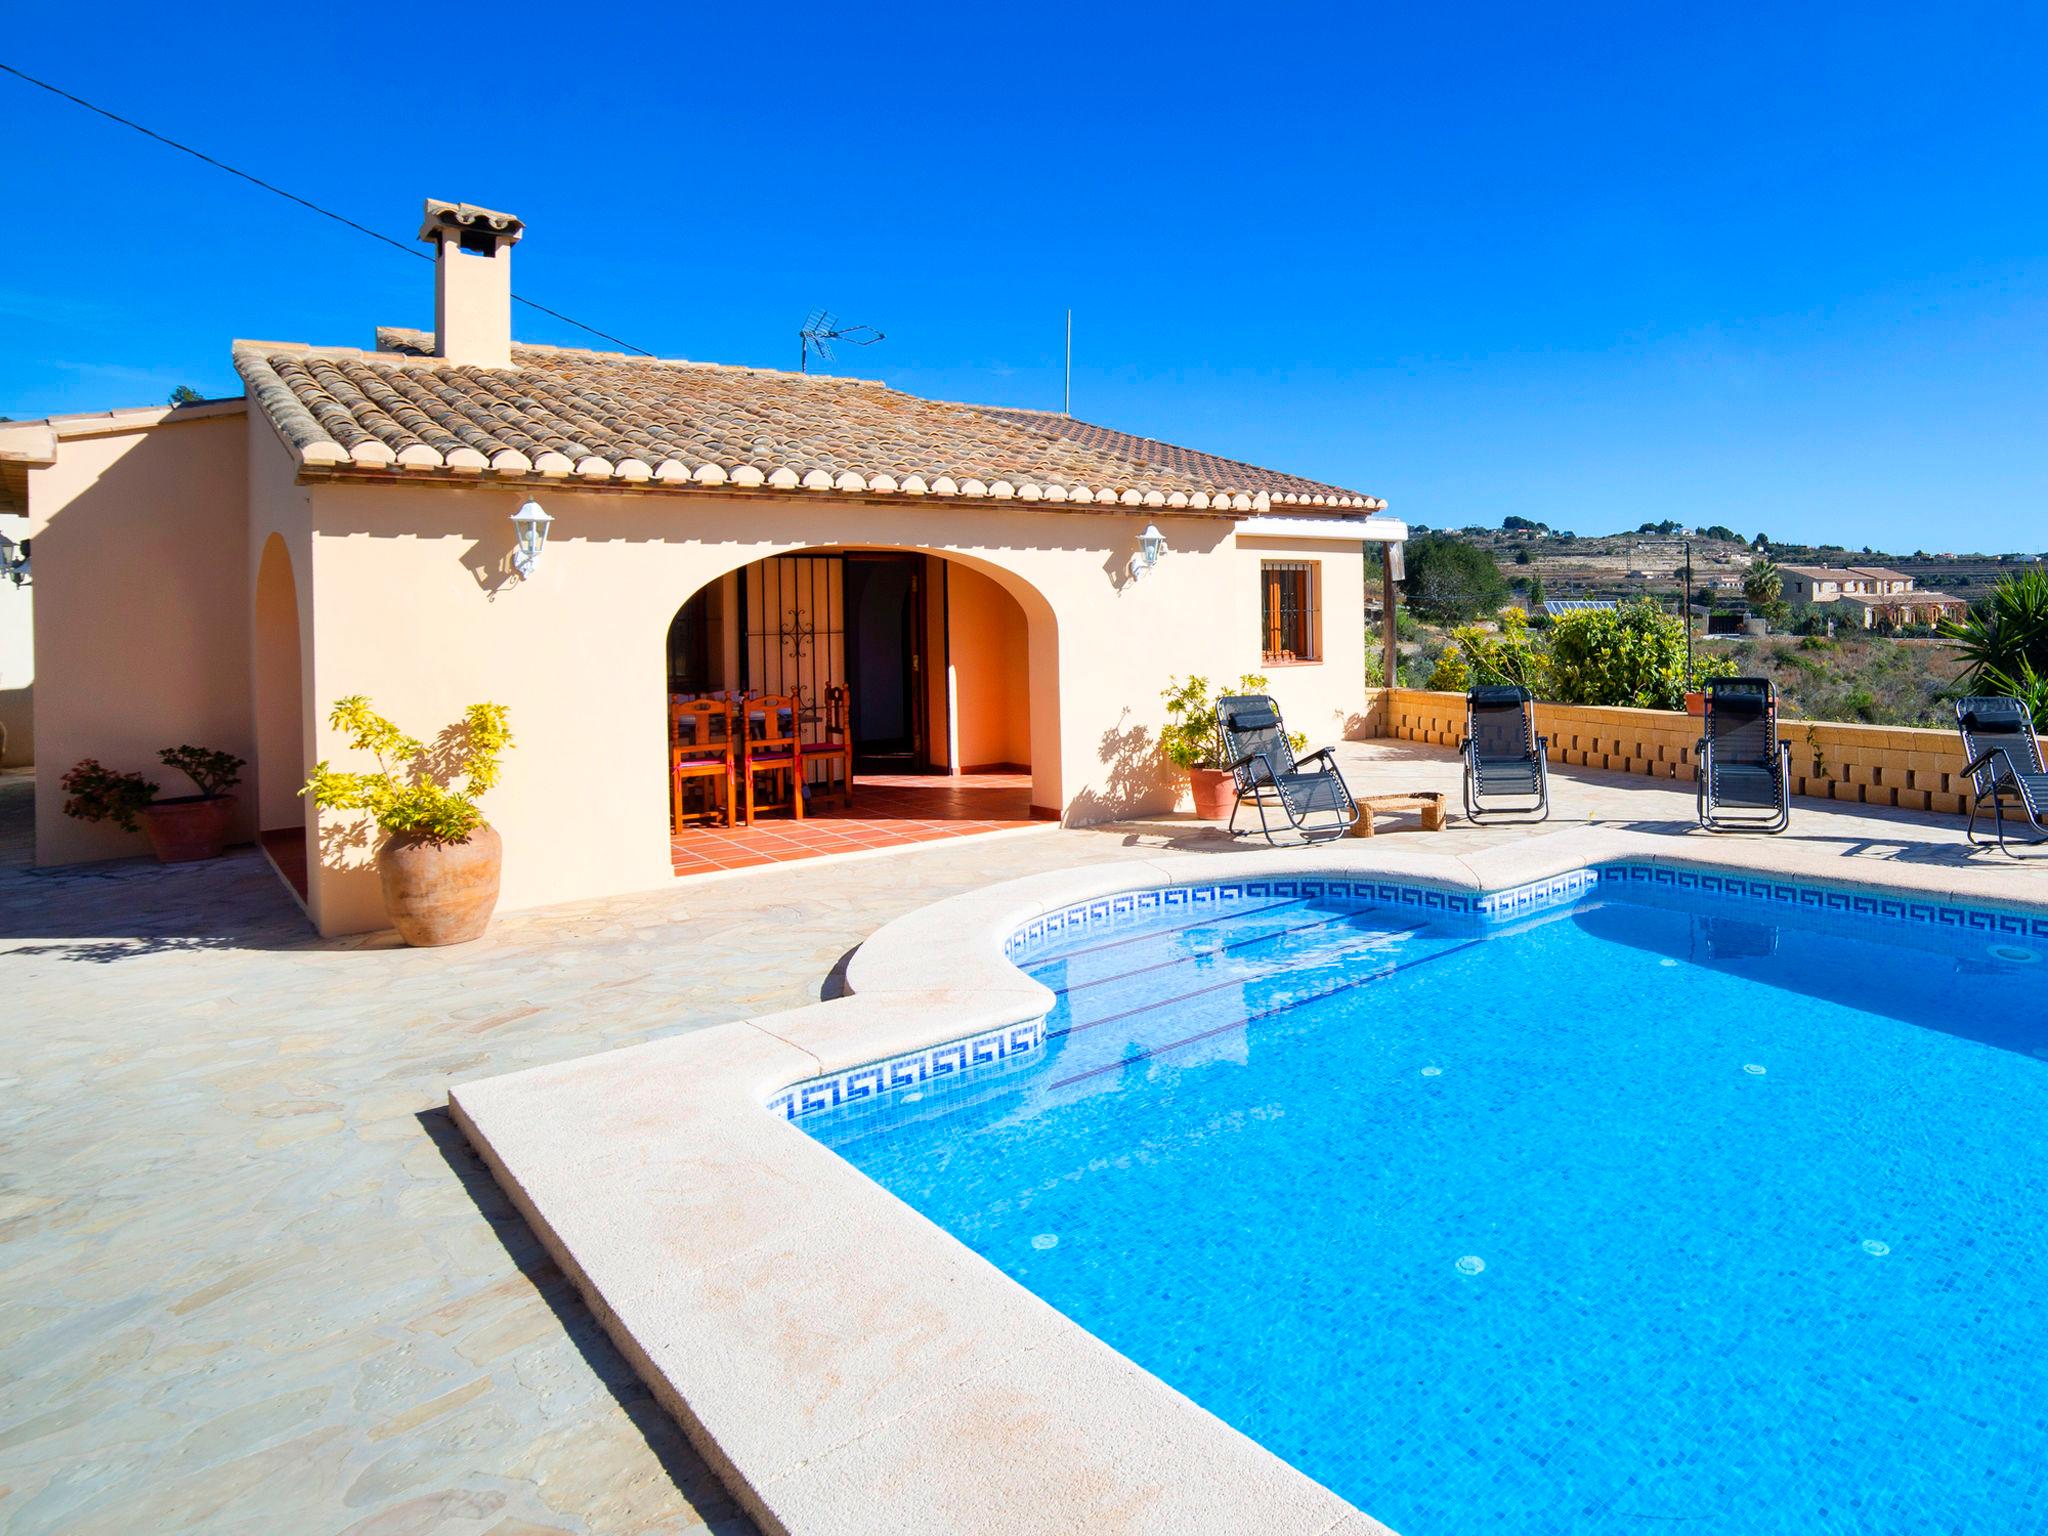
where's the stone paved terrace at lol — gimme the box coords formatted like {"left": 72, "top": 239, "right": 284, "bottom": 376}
{"left": 4, "top": 748, "right": 2045, "bottom": 1535}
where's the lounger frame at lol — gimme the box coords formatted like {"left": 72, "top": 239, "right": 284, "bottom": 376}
{"left": 1458, "top": 685, "right": 1551, "bottom": 824}
{"left": 1216, "top": 693, "right": 1357, "bottom": 846}
{"left": 1955, "top": 695, "right": 2048, "bottom": 858}
{"left": 1695, "top": 677, "right": 1793, "bottom": 835}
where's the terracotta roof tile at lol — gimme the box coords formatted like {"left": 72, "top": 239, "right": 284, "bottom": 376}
{"left": 232, "top": 332, "right": 1384, "bottom": 513}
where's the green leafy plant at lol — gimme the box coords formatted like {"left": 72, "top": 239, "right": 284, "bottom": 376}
{"left": 1159, "top": 674, "right": 1301, "bottom": 771}
{"left": 1547, "top": 598, "right": 1734, "bottom": 711}
{"left": 60, "top": 759, "right": 159, "bottom": 832}
{"left": 301, "top": 697, "right": 513, "bottom": 843}
{"left": 1980, "top": 658, "right": 2048, "bottom": 731}
{"left": 1427, "top": 607, "right": 1549, "bottom": 694}
{"left": 158, "top": 745, "right": 245, "bottom": 798}
{"left": 1945, "top": 569, "right": 2048, "bottom": 697}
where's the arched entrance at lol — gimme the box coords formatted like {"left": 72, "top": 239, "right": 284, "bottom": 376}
{"left": 252, "top": 533, "right": 309, "bottom": 901}
{"left": 662, "top": 547, "right": 1055, "bottom": 876}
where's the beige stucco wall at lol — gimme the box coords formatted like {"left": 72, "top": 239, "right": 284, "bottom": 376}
{"left": 293, "top": 480, "right": 1372, "bottom": 936}
{"left": 30, "top": 406, "right": 255, "bottom": 864}
{"left": 947, "top": 562, "right": 1031, "bottom": 770}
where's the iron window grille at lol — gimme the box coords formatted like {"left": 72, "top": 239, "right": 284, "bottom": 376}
{"left": 1261, "top": 561, "right": 1321, "bottom": 663}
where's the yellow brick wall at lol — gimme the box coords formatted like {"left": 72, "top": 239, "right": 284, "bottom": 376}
{"left": 1375, "top": 689, "right": 1973, "bottom": 817}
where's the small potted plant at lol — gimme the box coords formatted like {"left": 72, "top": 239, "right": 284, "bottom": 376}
{"left": 60, "top": 746, "right": 246, "bottom": 861}
{"left": 140, "top": 745, "right": 246, "bottom": 861}
{"left": 1160, "top": 673, "right": 1295, "bottom": 820}
{"left": 302, "top": 697, "right": 513, "bottom": 947}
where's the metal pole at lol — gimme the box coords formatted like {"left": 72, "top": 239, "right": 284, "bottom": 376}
{"left": 1064, "top": 309, "right": 1072, "bottom": 417}
{"left": 1684, "top": 539, "right": 1694, "bottom": 688}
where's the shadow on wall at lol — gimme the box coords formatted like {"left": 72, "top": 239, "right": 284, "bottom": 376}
{"left": 1065, "top": 711, "right": 1177, "bottom": 825}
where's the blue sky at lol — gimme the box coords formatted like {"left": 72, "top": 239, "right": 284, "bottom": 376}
{"left": 4, "top": 3, "right": 2044, "bottom": 550}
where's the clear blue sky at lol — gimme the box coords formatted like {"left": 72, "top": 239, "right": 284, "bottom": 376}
{"left": 5, "top": 3, "right": 2045, "bottom": 551}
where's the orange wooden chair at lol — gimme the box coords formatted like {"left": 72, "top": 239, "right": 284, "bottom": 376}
{"left": 738, "top": 691, "right": 804, "bottom": 822}
{"left": 669, "top": 698, "right": 735, "bottom": 829}
{"left": 802, "top": 684, "right": 854, "bottom": 812}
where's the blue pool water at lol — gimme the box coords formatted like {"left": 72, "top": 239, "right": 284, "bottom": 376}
{"left": 801, "top": 874, "right": 2048, "bottom": 1534}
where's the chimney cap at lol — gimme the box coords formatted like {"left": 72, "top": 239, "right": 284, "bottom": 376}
{"left": 418, "top": 199, "right": 524, "bottom": 248}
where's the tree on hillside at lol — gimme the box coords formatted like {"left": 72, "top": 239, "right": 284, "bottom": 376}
{"left": 1403, "top": 535, "right": 1510, "bottom": 622}
{"left": 1743, "top": 556, "right": 1789, "bottom": 625}
{"left": 167, "top": 384, "right": 202, "bottom": 406}
{"left": 1502, "top": 515, "right": 1549, "bottom": 533}
{"left": 1698, "top": 524, "right": 1739, "bottom": 542}
{"left": 1526, "top": 574, "right": 1546, "bottom": 609}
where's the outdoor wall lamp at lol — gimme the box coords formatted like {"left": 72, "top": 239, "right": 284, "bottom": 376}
{"left": 509, "top": 499, "right": 552, "bottom": 581}
{"left": 1127, "top": 522, "right": 1169, "bottom": 583}
{"left": 0, "top": 533, "right": 29, "bottom": 589}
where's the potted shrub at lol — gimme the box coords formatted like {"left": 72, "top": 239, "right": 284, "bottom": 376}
{"left": 302, "top": 697, "right": 513, "bottom": 947}
{"left": 60, "top": 746, "right": 246, "bottom": 861}
{"left": 1160, "top": 673, "right": 1295, "bottom": 820}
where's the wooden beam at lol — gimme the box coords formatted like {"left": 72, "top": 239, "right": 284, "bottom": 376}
{"left": 1380, "top": 543, "right": 1400, "bottom": 690}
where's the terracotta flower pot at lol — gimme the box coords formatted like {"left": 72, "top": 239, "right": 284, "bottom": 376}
{"left": 1684, "top": 691, "right": 1707, "bottom": 717}
{"left": 1189, "top": 766, "right": 1236, "bottom": 820}
{"left": 137, "top": 794, "right": 237, "bottom": 862}
{"left": 376, "top": 824, "right": 502, "bottom": 947}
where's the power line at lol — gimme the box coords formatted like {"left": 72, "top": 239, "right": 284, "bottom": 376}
{"left": 0, "top": 61, "right": 653, "bottom": 357}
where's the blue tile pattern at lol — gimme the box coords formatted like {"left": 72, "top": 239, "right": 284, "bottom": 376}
{"left": 767, "top": 1018, "right": 1045, "bottom": 1122}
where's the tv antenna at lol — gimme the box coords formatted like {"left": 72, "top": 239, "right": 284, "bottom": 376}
{"left": 799, "top": 309, "right": 884, "bottom": 373}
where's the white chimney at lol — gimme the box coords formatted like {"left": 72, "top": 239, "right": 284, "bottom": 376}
{"left": 417, "top": 199, "right": 524, "bottom": 369}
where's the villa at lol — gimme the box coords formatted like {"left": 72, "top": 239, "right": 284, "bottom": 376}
{"left": 0, "top": 198, "right": 1403, "bottom": 936}
{"left": 1778, "top": 562, "right": 1968, "bottom": 627}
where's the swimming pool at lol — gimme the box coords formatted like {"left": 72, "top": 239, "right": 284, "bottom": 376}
{"left": 796, "top": 867, "right": 2048, "bottom": 1535}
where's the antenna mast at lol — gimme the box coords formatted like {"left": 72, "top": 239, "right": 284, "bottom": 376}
{"left": 1063, "top": 309, "right": 1072, "bottom": 416}
{"left": 798, "top": 308, "right": 885, "bottom": 374}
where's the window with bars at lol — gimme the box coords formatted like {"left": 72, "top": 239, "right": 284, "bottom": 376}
{"left": 1261, "top": 561, "right": 1320, "bottom": 663}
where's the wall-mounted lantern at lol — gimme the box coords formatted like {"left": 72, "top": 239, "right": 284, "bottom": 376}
{"left": 510, "top": 499, "right": 552, "bottom": 581}
{"left": 0, "top": 533, "right": 29, "bottom": 589}
{"left": 1126, "top": 522, "right": 1169, "bottom": 583}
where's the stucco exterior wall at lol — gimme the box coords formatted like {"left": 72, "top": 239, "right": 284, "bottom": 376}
{"left": 294, "top": 480, "right": 1372, "bottom": 936}
{"left": 946, "top": 562, "right": 1031, "bottom": 770}
{"left": 31, "top": 407, "right": 255, "bottom": 865}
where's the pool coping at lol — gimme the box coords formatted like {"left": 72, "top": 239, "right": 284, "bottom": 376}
{"left": 449, "top": 825, "right": 2048, "bottom": 1536}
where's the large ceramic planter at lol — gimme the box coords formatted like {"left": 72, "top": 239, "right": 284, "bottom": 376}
{"left": 1189, "top": 767, "right": 1236, "bottom": 821}
{"left": 138, "top": 794, "right": 237, "bottom": 862}
{"left": 1684, "top": 692, "right": 1707, "bottom": 717}
{"left": 377, "top": 824, "right": 502, "bottom": 947}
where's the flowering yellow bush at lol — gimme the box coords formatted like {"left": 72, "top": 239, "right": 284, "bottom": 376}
{"left": 301, "top": 697, "right": 513, "bottom": 843}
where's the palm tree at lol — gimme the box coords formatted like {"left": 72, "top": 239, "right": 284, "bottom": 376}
{"left": 1742, "top": 556, "right": 1782, "bottom": 610}
{"left": 1946, "top": 569, "right": 2048, "bottom": 707}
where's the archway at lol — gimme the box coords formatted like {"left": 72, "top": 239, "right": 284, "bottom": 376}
{"left": 252, "top": 533, "right": 308, "bottom": 900}
{"left": 660, "top": 546, "right": 1058, "bottom": 876}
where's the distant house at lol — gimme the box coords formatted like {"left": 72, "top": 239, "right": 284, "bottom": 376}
{"left": 1778, "top": 564, "right": 1967, "bottom": 628}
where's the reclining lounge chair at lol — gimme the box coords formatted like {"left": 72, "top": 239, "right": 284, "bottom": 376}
{"left": 1460, "top": 685, "right": 1550, "bottom": 824}
{"left": 1695, "top": 676, "right": 1792, "bottom": 834}
{"left": 1955, "top": 695, "right": 2048, "bottom": 856}
{"left": 1216, "top": 694, "right": 1358, "bottom": 844}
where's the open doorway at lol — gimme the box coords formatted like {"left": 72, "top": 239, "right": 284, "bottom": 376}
{"left": 252, "top": 534, "right": 308, "bottom": 902}
{"left": 843, "top": 553, "right": 926, "bottom": 771}
{"left": 661, "top": 549, "right": 1051, "bottom": 877}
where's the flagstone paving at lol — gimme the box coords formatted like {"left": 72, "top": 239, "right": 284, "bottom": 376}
{"left": 3, "top": 749, "right": 2040, "bottom": 1535}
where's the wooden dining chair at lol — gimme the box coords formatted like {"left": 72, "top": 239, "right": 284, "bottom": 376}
{"left": 802, "top": 684, "right": 854, "bottom": 812}
{"left": 738, "top": 691, "right": 804, "bottom": 822}
{"left": 669, "top": 698, "right": 735, "bottom": 830}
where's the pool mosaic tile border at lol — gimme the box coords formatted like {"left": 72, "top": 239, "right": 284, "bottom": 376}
{"left": 778, "top": 860, "right": 2046, "bottom": 1121}
{"left": 768, "top": 1018, "right": 1046, "bottom": 1122}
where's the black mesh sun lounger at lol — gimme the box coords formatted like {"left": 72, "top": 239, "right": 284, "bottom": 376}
{"left": 1955, "top": 694, "right": 2048, "bottom": 856}
{"left": 1459, "top": 685, "right": 1550, "bottom": 824}
{"left": 1695, "top": 676, "right": 1792, "bottom": 834}
{"left": 1215, "top": 693, "right": 1358, "bottom": 845}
